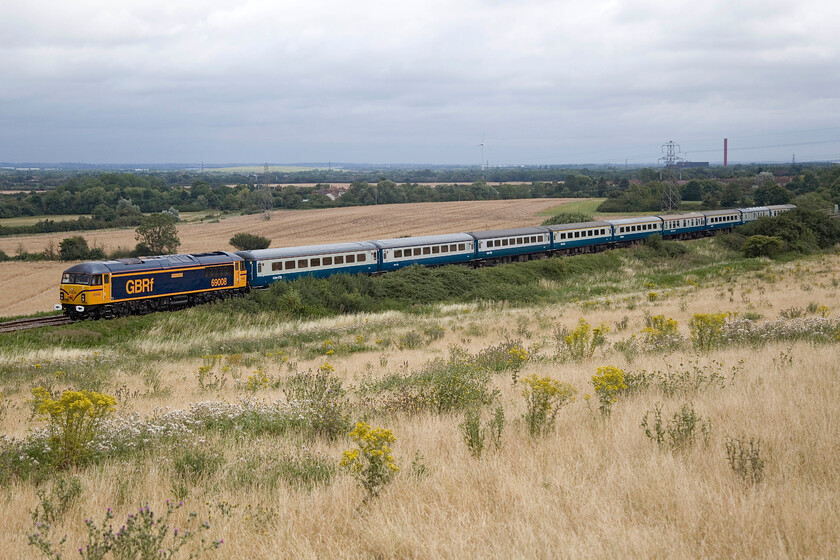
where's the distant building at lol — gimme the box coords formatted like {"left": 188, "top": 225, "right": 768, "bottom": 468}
{"left": 669, "top": 161, "right": 710, "bottom": 168}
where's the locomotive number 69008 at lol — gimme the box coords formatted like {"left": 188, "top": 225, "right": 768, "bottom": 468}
{"left": 211, "top": 278, "right": 228, "bottom": 287}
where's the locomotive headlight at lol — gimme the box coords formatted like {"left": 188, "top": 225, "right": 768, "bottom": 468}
{"left": 81, "top": 294, "right": 86, "bottom": 303}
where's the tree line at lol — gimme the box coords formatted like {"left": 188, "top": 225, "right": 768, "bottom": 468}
{"left": 2, "top": 164, "right": 840, "bottom": 238}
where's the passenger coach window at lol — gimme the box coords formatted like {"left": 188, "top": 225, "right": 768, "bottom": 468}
{"left": 335, "top": 256, "right": 344, "bottom": 264}
{"left": 414, "top": 248, "right": 422, "bottom": 256}
{"left": 432, "top": 246, "right": 440, "bottom": 254}
{"left": 458, "top": 244, "right": 466, "bottom": 251}
{"left": 346, "top": 255, "right": 355, "bottom": 263}
{"left": 272, "top": 262, "right": 282, "bottom": 271}
{"left": 358, "top": 254, "right": 366, "bottom": 262}
{"left": 311, "top": 258, "right": 321, "bottom": 267}
{"left": 423, "top": 247, "right": 430, "bottom": 255}
{"left": 394, "top": 250, "right": 402, "bottom": 258}
{"left": 441, "top": 245, "right": 449, "bottom": 253}
{"left": 323, "top": 257, "right": 332, "bottom": 266}
{"left": 285, "top": 261, "right": 295, "bottom": 270}
{"left": 298, "top": 259, "right": 308, "bottom": 268}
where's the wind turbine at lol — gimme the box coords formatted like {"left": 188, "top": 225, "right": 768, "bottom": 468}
{"left": 474, "top": 134, "right": 486, "bottom": 171}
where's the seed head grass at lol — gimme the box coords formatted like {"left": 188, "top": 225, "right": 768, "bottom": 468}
{"left": 2, "top": 253, "right": 840, "bottom": 556}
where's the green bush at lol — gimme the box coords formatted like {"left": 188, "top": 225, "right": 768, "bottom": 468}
{"left": 358, "top": 347, "right": 498, "bottom": 415}
{"left": 741, "top": 235, "right": 785, "bottom": 258}
{"left": 230, "top": 232, "right": 271, "bottom": 251}
{"left": 642, "top": 402, "right": 711, "bottom": 450}
{"left": 59, "top": 236, "right": 106, "bottom": 261}
{"left": 540, "top": 212, "right": 594, "bottom": 226}
{"left": 738, "top": 208, "right": 840, "bottom": 254}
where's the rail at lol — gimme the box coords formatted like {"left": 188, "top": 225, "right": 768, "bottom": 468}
{"left": 0, "top": 315, "right": 73, "bottom": 333}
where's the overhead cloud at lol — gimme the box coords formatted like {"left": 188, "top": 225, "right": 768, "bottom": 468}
{"left": 1, "top": 0, "right": 838, "bottom": 164}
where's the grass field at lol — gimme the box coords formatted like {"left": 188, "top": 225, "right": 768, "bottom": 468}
{"left": 0, "top": 245, "right": 838, "bottom": 558}
{"left": 0, "top": 214, "right": 88, "bottom": 227}
{"left": 537, "top": 198, "right": 606, "bottom": 216}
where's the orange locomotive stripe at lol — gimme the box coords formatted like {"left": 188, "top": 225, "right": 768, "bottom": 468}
{"left": 109, "top": 285, "right": 242, "bottom": 304}
{"left": 111, "top": 264, "right": 237, "bottom": 278}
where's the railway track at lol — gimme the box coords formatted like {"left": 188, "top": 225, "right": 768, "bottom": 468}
{"left": 0, "top": 315, "right": 73, "bottom": 333}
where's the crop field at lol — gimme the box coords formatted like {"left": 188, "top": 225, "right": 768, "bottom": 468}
{"left": 0, "top": 199, "right": 568, "bottom": 318}
{"left": 0, "top": 215, "right": 89, "bottom": 227}
{"left": 0, "top": 236, "right": 838, "bottom": 558}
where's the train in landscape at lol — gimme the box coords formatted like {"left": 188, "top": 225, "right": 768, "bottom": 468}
{"left": 57, "top": 204, "right": 795, "bottom": 320}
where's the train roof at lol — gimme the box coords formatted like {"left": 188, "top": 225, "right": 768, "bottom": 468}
{"left": 544, "top": 221, "right": 611, "bottom": 232}
{"left": 605, "top": 216, "right": 662, "bottom": 226}
{"left": 739, "top": 206, "right": 770, "bottom": 213}
{"left": 237, "top": 242, "right": 379, "bottom": 260}
{"left": 702, "top": 209, "right": 741, "bottom": 216}
{"left": 61, "top": 252, "right": 241, "bottom": 275}
{"left": 767, "top": 204, "right": 796, "bottom": 211}
{"left": 467, "top": 226, "right": 549, "bottom": 240}
{"left": 371, "top": 233, "right": 474, "bottom": 249}
{"left": 658, "top": 212, "right": 704, "bottom": 221}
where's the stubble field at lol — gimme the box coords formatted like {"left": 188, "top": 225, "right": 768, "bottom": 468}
{"left": 0, "top": 199, "right": 567, "bottom": 318}
{"left": 0, "top": 232, "right": 838, "bottom": 557}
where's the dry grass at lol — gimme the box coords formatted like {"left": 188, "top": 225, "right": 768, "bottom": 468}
{"left": 1, "top": 254, "right": 839, "bottom": 558}
{"left": 0, "top": 199, "right": 569, "bottom": 317}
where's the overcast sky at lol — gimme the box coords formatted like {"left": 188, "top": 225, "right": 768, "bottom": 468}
{"left": 2, "top": 0, "right": 839, "bottom": 166}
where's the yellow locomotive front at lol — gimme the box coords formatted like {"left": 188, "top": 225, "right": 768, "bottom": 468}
{"left": 56, "top": 263, "right": 112, "bottom": 319}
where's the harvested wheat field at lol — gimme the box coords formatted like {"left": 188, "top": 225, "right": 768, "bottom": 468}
{"left": 0, "top": 240, "right": 839, "bottom": 558}
{"left": 0, "top": 199, "right": 569, "bottom": 318}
